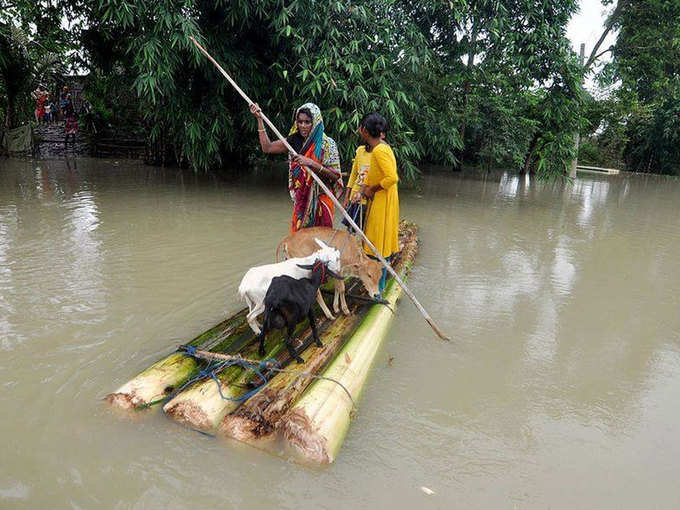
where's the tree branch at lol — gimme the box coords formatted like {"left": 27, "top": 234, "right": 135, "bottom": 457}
{"left": 584, "top": 0, "right": 626, "bottom": 71}
{"left": 592, "top": 46, "right": 614, "bottom": 64}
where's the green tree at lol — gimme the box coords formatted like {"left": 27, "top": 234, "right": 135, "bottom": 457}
{"left": 78, "top": 0, "right": 439, "bottom": 179}
{"left": 0, "top": 0, "right": 75, "bottom": 128}
{"left": 0, "top": 22, "right": 32, "bottom": 128}
{"left": 400, "top": 0, "right": 581, "bottom": 176}
{"left": 588, "top": 0, "right": 680, "bottom": 174}
{"left": 3, "top": 0, "right": 628, "bottom": 180}
{"left": 77, "top": 0, "right": 584, "bottom": 179}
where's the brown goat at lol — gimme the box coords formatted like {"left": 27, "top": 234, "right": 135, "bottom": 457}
{"left": 276, "top": 227, "right": 382, "bottom": 319}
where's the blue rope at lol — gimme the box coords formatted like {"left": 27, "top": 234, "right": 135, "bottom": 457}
{"left": 208, "top": 358, "right": 273, "bottom": 403}
{"left": 178, "top": 347, "right": 281, "bottom": 404}
{"left": 261, "top": 357, "right": 279, "bottom": 370}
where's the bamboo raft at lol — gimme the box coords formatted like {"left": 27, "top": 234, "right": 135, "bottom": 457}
{"left": 106, "top": 222, "right": 419, "bottom": 464}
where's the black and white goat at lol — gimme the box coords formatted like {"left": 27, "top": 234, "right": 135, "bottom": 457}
{"left": 258, "top": 259, "right": 341, "bottom": 363}
{"left": 238, "top": 240, "right": 340, "bottom": 335}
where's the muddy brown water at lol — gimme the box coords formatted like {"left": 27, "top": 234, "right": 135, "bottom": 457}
{"left": 1, "top": 157, "right": 679, "bottom": 509}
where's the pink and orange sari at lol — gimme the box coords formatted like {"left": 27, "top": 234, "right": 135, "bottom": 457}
{"left": 288, "top": 103, "right": 343, "bottom": 233}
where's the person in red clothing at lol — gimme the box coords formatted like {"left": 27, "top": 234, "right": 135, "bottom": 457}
{"left": 64, "top": 103, "right": 78, "bottom": 147}
{"left": 250, "top": 102, "right": 343, "bottom": 233}
{"left": 32, "top": 86, "right": 47, "bottom": 124}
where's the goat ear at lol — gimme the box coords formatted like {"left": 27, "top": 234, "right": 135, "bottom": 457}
{"left": 314, "top": 237, "right": 329, "bottom": 249}
{"left": 297, "top": 263, "right": 314, "bottom": 270}
{"left": 326, "top": 268, "right": 342, "bottom": 280}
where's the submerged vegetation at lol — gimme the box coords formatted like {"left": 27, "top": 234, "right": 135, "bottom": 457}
{"left": 1, "top": 0, "right": 679, "bottom": 177}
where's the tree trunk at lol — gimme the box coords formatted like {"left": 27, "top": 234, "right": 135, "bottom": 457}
{"left": 570, "top": 1, "right": 626, "bottom": 178}
{"left": 4, "top": 97, "right": 11, "bottom": 130}
{"left": 569, "top": 43, "right": 586, "bottom": 179}
{"left": 569, "top": 132, "right": 581, "bottom": 178}
{"left": 458, "top": 25, "right": 478, "bottom": 166}
{"left": 584, "top": 0, "right": 626, "bottom": 72}
{"left": 521, "top": 133, "right": 540, "bottom": 175}
{"left": 105, "top": 310, "right": 250, "bottom": 410}
{"left": 278, "top": 226, "right": 420, "bottom": 464}
{"left": 4, "top": 83, "right": 15, "bottom": 129}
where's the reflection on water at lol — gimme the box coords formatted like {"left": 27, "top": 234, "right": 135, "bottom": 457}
{"left": 0, "top": 204, "right": 19, "bottom": 349}
{"left": 1, "top": 159, "right": 680, "bottom": 508}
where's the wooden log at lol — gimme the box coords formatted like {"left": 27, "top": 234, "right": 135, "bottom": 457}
{"left": 105, "top": 310, "right": 249, "bottom": 410}
{"left": 219, "top": 299, "right": 365, "bottom": 445}
{"left": 162, "top": 317, "right": 325, "bottom": 432}
{"left": 277, "top": 225, "right": 419, "bottom": 464}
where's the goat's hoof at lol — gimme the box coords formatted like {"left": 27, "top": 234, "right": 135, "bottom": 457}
{"left": 258, "top": 348, "right": 265, "bottom": 357}
{"left": 315, "top": 341, "right": 323, "bottom": 348}
{"left": 295, "top": 356, "right": 305, "bottom": 364}
{"left": 342, "top": 308, "right": 351, "bottom": 315}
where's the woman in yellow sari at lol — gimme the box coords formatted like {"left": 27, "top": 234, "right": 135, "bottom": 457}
{"left": 359, "top": 113, "right": 400, "bottom": 293}
{"left": 342, "top": 116, "right": 387, "bottom": 233}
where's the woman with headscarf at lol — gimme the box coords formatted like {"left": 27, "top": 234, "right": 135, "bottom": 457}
{"left": 250, "top": 102, "right": 343, "bottom": 232}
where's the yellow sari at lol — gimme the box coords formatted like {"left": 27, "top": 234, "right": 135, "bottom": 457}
{"left": 347, "top": 145, "right": 371, "bottom": 205}
{"left": 363, "top": 143, "right": 400, "bottom": 258}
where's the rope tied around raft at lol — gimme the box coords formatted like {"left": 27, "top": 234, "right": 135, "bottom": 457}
{"left": 176, "top": 346, "right": 278, "bottom": 403}
{"left": 134, "top": 343, "right": 357, "bottom": 412}
{"left": 177, "top": 345, "right": 357, "bottom": 408}
{"left": 134, "top": 351, "right": 278, "bottom": 410}
{"left": 202, "top": 357, "right": 277, "bottom": 403}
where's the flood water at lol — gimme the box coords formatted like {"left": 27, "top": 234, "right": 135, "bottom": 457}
{"left": 1, "top": 157, "right": 679, "bottom": 509}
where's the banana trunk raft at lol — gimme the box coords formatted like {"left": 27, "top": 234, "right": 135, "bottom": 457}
{"left": 106, "top": 222, "right": 419, "bottom": 464}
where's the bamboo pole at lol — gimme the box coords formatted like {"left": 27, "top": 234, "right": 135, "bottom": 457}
{"left": 189, "top": 36, "right": 450, "bottom": 342}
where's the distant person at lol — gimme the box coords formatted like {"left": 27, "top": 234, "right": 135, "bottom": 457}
{"left": 60, "top": 92, "right": 71, "bottom": 120}
{"left": 64, "top": 104, "right": 78, "bottom": 147}
{"left": 359, "top": 113, "right": 400, "bottom": 294}
{"left": 59, "top": 97, "right": 67, "bottom": 117}
{"left": 50, "top": 101, "right": 58, "bottom": 123}
{"left": 250, "top": 102, "right": 343, "bottom": 232}
{"left": 32, "top": 86, "right": 47, "bottom": 124}
{"left": 80, "top": 98, "right": 92, "bottom": 116}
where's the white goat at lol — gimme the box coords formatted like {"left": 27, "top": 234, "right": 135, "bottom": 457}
{"left": 238, "top": 239, "right": 340, "bottom": 335}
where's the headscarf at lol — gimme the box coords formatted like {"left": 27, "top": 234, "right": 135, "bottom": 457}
{"left": 287, "top": 103, "right": 343, "bottom": 231}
